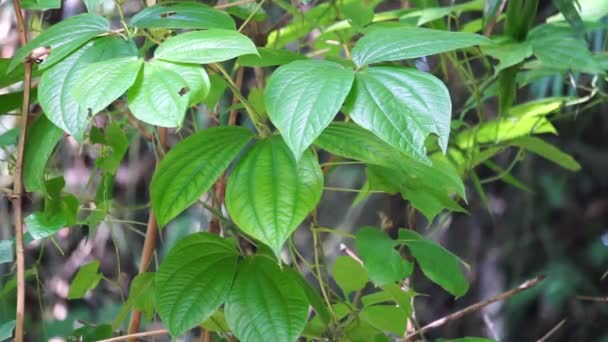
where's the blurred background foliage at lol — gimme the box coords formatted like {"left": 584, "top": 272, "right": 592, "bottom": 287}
{"left": 0, "top": 0, "right": 607, "bottom": 341}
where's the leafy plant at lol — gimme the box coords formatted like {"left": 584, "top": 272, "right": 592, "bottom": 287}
{"left": 2, "top": 0, "right": 605, "bottom": 340}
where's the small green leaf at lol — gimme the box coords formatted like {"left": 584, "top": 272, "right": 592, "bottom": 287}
{"left": 511, "top": 136, "right": 581, "bottom": 171}
{"left": 73, "top": 57, "right": 143, "bottom": 115}
{"left": 112, "top": 272, "right": 156, "bottom": 328}
{"left": 341, "top": 2, "right": 374, "bottom": 27}
{"left": 333, "top": 256, "right": 368, "bottom": 295}
{"left": 0, "top": 320, "right": 15, "bottom": 341}
{"left": 398, "top": 229, "right": 469, "bottom": 297}
{"left": 156, "top": 233, "right": 239, "bottom": 336}
{"left": 265, "top": 60, "right": 354, "bottom": 160}
{"left": 23, "top": 115, "right": 64, "bottom": 193}
{"left": 69, "top": 260, "right": 102, "bottom": 299}
{"left": 359, "top": 305, "right": 407, "bottom": 336}
{"left": 69, "top": 324, "right": 112, "bottom": 342}
{"left": 0, "top": 240, "right": 13, "bottom": 264}
{"left": 39, "top": 37, "right": 137, "bottom": 141}
{"left": 346, "top": 66, "right": 451, "bottom": 161}
{"left": 352, "top": 27, "right": 489, "bottom": 67}
{"left": 130, "top": 3, "right": 235, "bottom": 30}
{"left": 226, "top": 136, "right": 323, "bottom": 257}
{"left": 225, "top": 256, "right": 309, "bottom": 342}
{"left": 151, "top": 126, "right": 253, "bottom": 227}
{"left": 21, "top": 0, "right": 60, "bottom": 10}
{"left": 237, "top": 48, "right": 306, "bottom": 67}
{"left": 355, "top": 227, "right": 413, "bottom": 285}
{"left": 0, "top": 129, "right": 19, "bottom": 147}
{"left": 24, "top": 212, "right": 65, "bottom": 240}
{"left": 92, "top": 123, "right": 129, "bottom": 174}
{"left": 9, "top": 13, "right": 109, "bottom": 72}
{"left": 154, "top": 29, "right": 258, "bottom": 64}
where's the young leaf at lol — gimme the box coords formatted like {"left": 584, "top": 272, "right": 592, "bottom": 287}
{"left": 351, "top": 27, "right": 489, "bottom": 67}
{"left": 355, "top": 227, "right": 413, "bottom": 285}
{"left": 265, "top": 60, "right": 354, "bottom": 160}
{"left": 237, "top": 48, "right": 306, "bottom": 67}
{"left": 225, "top": 257, "right": 309, "bottom": 342}
{"left": 72, "top": 57, "right": 143, "bottom": 116}
{"left": 151, "top": 127, "right": 253, "bottom": 227}
{"left": 130, "top": 3, "right": 236, "bottom": 30}
{"left": 155, "top": 233, "right": 239, "bottom": 336}
{"left": 39, "top": 37, "right": 137, "bottom": 141}
{"left": 511, "top": 136, "right": 581, "bottom": 171}
{"left": 0, "top": 321, "right": 15, "bottom": 341}
{"left": 69, "top": 260, "right": 102, "bottom": 299}
{"left": 23, "top": 115, "right": 63, "bottom": 193}
{"left": 398, "top": 229, "right": 469, "bottom": 297}
{"left": 346, "top": 67, "right": 451, "bottom": 161}
{"left": 0, "top": 240, "right": 14, "bottom": 264}
{"left": 333, "top": 256, "right": 368, "bottom": 295}
{"left": 225, "top": 136, "right": 323, "bottom": 257}
{"left": 359, "top": 305, "right": 408, "bottom": 336}
{"left": 8, "top": 13, "right": 109, "bottom": 72}
{"left": 154, "top": 29, "right": 258, "bottom": 64}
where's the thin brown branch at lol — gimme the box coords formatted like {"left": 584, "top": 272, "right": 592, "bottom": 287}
{"left": 97, "top": 329, "right": 169, "bottom": 342}
{"left": 11, "top": 1, "right": 31, "bottom": 341}
{"left": 537, "top": 319, "right": 566, "bottom": 342}
{"left": 575, "top": 295, "right": 608, "bottom": 302}
{"left": 126, "top": 127, "right": 168, "bottom": 340}
{"left": 404, "top": 275, "right": 546, "bottom": 340}
{"left": 483, "top": 0, "right": 507, "bottom": 36}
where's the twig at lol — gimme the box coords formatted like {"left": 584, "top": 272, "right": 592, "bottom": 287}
{"left": 126, "top": 128, "right": 168, "bottom": 340}
{"left": 483, "top": 0, "right": 507, "bottom": 36}
{"left": 97, "top": 329, "right": 169, "bottom": 342}
{"left": 338, "top": 243, "right": 363, "bottom": 264}
{"left": 404, "top": 275, "right": 546, "bottom": 340}
{"left": 575, "top": 295, "right": 608, "bottom": 302}
{"left": 11, "top": 1, "right": 32, "bottom": 340}
{"left": 537, "top": 319, "right": 566, "bottom": 342}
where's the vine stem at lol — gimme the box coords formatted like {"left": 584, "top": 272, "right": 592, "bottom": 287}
{"left": 126, "top": 128, "right": 168, "bottom": 340}
{"left": 97, "top": 329, "right": 169, "bottom": 342}
{"left": 11, "top": 0, "right": 31, "bottom": 340}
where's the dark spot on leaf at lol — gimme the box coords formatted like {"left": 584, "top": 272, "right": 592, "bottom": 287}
{"left": 160, "top": 11, "right": 177, "bottom": 18}
{"left": 178, "top": 87, "right": 190, "bottom": 96}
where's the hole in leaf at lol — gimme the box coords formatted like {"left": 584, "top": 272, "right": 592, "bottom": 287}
{"left": 160, "top": 11, "right": 177, "bottom": 18}
{"left": 178, "top": 87, "right": 190, "bottom": 96}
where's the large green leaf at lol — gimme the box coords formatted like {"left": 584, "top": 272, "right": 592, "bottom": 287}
{"left": 265, "top": 60, "right": 354, "bottom": 160}
{"left": 155, "top": 233, "right": 239, "bottom": 336}
{"left": 333, "top": 256, "right": 368, "bottom": 295}
{"left": 398, "top": 229, "right": 469, "bottom": 297}
{"left": 72, "top": 57, "right": 142, "bottom": 115}
{"left": 39, "top": 37, "right": 137, "bottom": 141}
{"left": 225, "top": 136, "right": 323, "bottom": 257}
{"left": 151, "top": 126, "right": 253, "bottom": 227}
{"left": 127, "top": 62, "right": 190, "bottom": 127}
{"left": 346, "top": 67, "right": 451, "bottom": 161}
{"left": 511, "top": 136, "right": 581, "bottom": 171}
{"left": 23, "top": 115, "right": 63, "bottom": 193}
{"left": 154, "top": 29, "right": 258, "bottom": 64}
{"left": 355, "top": 227, "right": 413, "bottom": 285}
{"left": 237, "top": 48, "right": 306, "bottom": 67}
{"left": 360, "top": 305, "right": 408, "bottom": 336}
{"left": 130, "top": 2, "right": 235, "bottom": 30}
{"left": 351, "top": 27, "right": 489, "bottom": 67}
{"left": 9, "top": 13, "right": 109, "bottom": 72}
{"left": 69, "top": 260, "right": 102, "bottom": 299}
{"left": 225, "top": 256, "right": 309, "bottom": 342}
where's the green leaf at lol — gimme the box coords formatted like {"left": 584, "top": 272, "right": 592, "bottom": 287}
{"left": 9, "top": 13, "right": 109, "bottom": 72}
{"left": 39, "top": 37, "right": 137, "bottom": 141}
{"left": 483, "top": 0, "right": 503, "bottom": 31}
{"left": 151, "top": 126, "right": 253, "bottom": 227}
{"left": 0, "top": 129, "right": 19, "bottom": 147}
{"left": 0, "top": 240, "right": 13, "bottom": 264}
{"left": 225, "top": 136, "right": 323, "bottom": 257}
{"left": 352, "top": 27, "right": 489, "bottom": 67}
{"left": 341, "top": 2, "right": 374, "bottom": 27}
{"left": 398, "top": 229, "right": 469, "bottom": 297}
{"left": 511, "top": 136, "right": 581, "bottom": 171}
{"left": 130, "top": 3, "right": 235, "bottom": 30}
{"left": 69, "top": 260, "right": 102, "bottom": 299}
{"left": 127, "top": 62, "right": 189, "bottom": 127}
{"left": 265, "top": 60, "right": 354, "bottom": 160}
{"left": 0, "top": 58, "right": 29, "bottom": 88}
{"left": 113, "top": 272, "right": 156, "bottom": 328}
{"left": 0, "top": 320, "right": 15, "bottom": 341}
{"left": 333, "top": 256, "right": 368, "bottom": 295}
{"left": 203, "top": 74, "right": 227, "bottom": 109}
{"left": 285, "top": 267, "right": 331, "bottom": 324}
{"left": 360, "top": 305, "right": 407, "bottom": 336}
{"left": 552, "top": 0, "right": 585, "bottom": 38}
{"left": 24, "top": 212, "right": 66, "bottom": 240}
{"left": 355, "top": 227, "right": 413, "bottom": 285}
{"left": 153, "top": 60, "right": 211, "bottom": 105}
{"left": 69, "top": 324, "right": 112, "bottom": 342}
{"left": 237, "top": 48, "right": 306, "bottom": 67}
{"left": 361, "top": 284, "right": 414, "bottom": 316}
{"left": 83, "top": 0, "right": 103, "bottom": 13}
{"left": 482, "top": 38, "right": 533, "bottom": 73}
{"left": 23, "top": 115, "right": 63, "bottom": 193}
{"left": 73, "top": 57, "right": 143, "bottom": 115}
{"left": 0, "top": 90, "right": 37, "bottom": 116}
{"left": 225, "top": 1, "right": 267, "bottom": 22}
{"left": 547, "top": 0, "right": 608, "bottom": 22}
{"left": 154, "top": 29, "right": 258, "bottom": 64}
{"left": 225, "top": 256, "right": 309, "bottom": 342}
{"left": 21, "top": 0, "right": 60, "bottom": 10}
{"left": 92, "top": 123, "right": 129, "bottom": 174}
{"left": 156, "top": 233, "right": 239, "bottom": 336}
{"left": 201, "top": 310, "right": 231, "bottom": 332}
{"left": 346, "top": 67, "right": 451, "bottom": 161}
